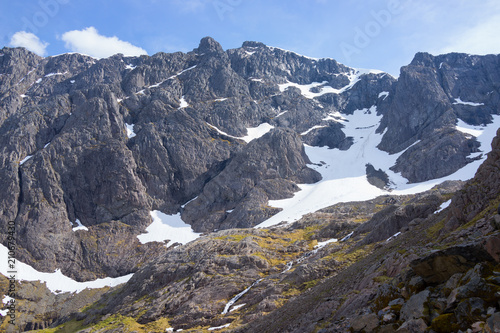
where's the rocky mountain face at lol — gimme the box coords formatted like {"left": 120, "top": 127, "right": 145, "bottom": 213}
{"left": 0, "top": 37, "right": 500, "bottom": 332}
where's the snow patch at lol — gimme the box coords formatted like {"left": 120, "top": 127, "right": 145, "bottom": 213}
{"left": 275, "top": 110, "right": 288, "bottom": 118}
{"left": 0, "top": 244, "right": 132, "bottom": 294}
{"left": 241, "top": 123, "right": 274, "bottom": 143}
{"left": 435, "top": 199, "right": 452, "bottom": 214}
{"left": 44, "top": 72, "right": 68, "bottom": 77}
{"left": 20, "top": 94, "right": 28, "bottom": 98}
{"left": 181, "top": 196, "right": 198, "bottom": 209}
{"left": 250, "top": 78, "right": 263, "bottom": 82}
{"left": 301, "top": 125, "right": 327, "bottom": 136}
{"left": 208, "top": 324, "right": 231, "bottom": 331}
{"left": 456, "top": 119, "right": 484, "bottom": 137}
{"left": 378, "top": 91, "right": 389, "bottom": 100}
{"left": 125, "top": 64, "right": 136, "bottom": 70}
{"left": 229, "top": 303, "right": 246, "bottom": 312}
{"left": 19, "top": 155, "right": 32, "bottom": 165}
{"left": 340, "top": 232, "right": 354, "bottom": 242}
{"left": 215, "top": 98, "right": 227, "bottom": 102}
{"left": 125, "top": 123, "right": 136, "bottom": 138}
{"left": 168, "top": 65, "right": 197, "bottom": 80}
{"left": 70, "top": 80, "right": 75, "bottom": 84}
{"left": 137, "top": 211, "right": 200, "bottom": 245}
{"left": 314, "top": 238, "right": 338, "bottom": 249}
{"left": 73, "top": 219, "right": 88, "bottom": 231}
{"left": 453, "top": 97, "right": 484, "bottom": 106}
{"left": 35, "top": 78, "right": 43, "bottom": 84}
{"left": 206, "top": 122, "right": 274, "bottom": 143}
{"left": 386, "top": 232, "right": 401, "bottom": 242}
{"left": 179, "top": 96, "right": 189, "bottom": 109}
{"left": 222, "top": 279, "right": 262, "bottom": 314}
{"left": 2, "top": 295, "right": 13, "bottom": 305}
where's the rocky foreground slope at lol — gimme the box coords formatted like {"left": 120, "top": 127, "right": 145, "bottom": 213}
{"left": 0, "top": 38, "right": 499, "bottom": 332}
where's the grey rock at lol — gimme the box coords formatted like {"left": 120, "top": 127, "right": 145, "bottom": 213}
{"left": 400, "top": 290, "right": 430, "bottom": 322}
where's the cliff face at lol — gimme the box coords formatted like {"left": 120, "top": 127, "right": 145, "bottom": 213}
{"left": 0, "top": 37, "right": 499, "bottom": 285}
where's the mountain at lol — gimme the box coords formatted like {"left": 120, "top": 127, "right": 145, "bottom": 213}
{"left": 0, "top": 37, "right": 499, "bottom": 332}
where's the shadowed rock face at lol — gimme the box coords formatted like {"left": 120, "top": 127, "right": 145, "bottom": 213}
{"left": 1, "top": 38, "right": 499, "bottom": 281}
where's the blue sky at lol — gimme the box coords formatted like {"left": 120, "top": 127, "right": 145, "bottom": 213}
{"left": 1, "top": 0, "right": 500, "bottom": 76}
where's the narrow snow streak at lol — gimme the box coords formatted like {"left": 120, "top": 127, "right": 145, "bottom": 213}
{"left": 453, "top": 97, "right": 484, "bottom": 106}
{"left": 222, "top": 279, "right": 263, "bottom": 314}
{"left": 19, "top": 155, "right": 32, "bottom": 165}
{"left": 435, "top": 199, "right": 452, "bottom": 214}
{"left": 208, "top": 324, "right": 231, "bottom": 331}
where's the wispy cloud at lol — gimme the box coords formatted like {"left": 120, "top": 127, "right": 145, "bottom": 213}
{"left": 438, "top": 14, "right": 500, "bottom": 55}
{"left": 9, "top": 31, "right": 48, "bottom": 56}
{"left": 170, "top": 0, "right": 210, "bottom": 13}
{"left": 61, "top": 27, "right": 147, "bottom": 58}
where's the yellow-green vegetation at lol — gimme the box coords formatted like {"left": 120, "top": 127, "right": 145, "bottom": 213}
{"left": 430, "top": 313, "right": 460, "bottom": 333}
{"left": 36, "top": 315, "right": 173, "bottom": 333}
{"left": 458, "top": 194, "right": 500, "bottom": 231}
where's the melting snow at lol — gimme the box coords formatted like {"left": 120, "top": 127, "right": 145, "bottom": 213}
{"left": 181, "top": 196, "right": 198, "bottom": 209}
{"left": 229, "top": 303, "right": 246, "bottom": 312}
{"left": 378, "top": 91, "right": 389, "bottom": 100}
{"left": 435, "top": 199, "right": 452, "bottom": 214}
{"left": 456, "top": 119, "right": 484, "bottom": 137}
{"left": 340, "top": 232, "right": 354, "bottom": 242}
{"left": 179, "top": 96, "right": 189, "bottom": 109}
{"left": 208, "top": 324, "right": 231, "bottom": 331}
{"left": 137, "top": 211, "right": 200, "bottom": 245}
{"left": 2, "top": 296, "right": 13, "bottom": 305}
{"left": 386, "top": 232, "right": 401, "bottom": 242}
{"left": 72, "top": 219, "right": 88, "bottom": 231}
{"left": 453, "top": 97, "right": 484, "bottom": 106}
{"left": 19, "top": 155, "right": 32, "bottom": 165}
{"left": 207, "top": 122, "right": 274, "bottom": 143}
{"left": 222, "top": 279, "right": 262, "bottom": 314}
{"left": 167, "top": 65, "right": 197, "bottom": 80}
{"left": 0, "top": 244, "right": 133, "bottom": 294}
{"left": 125, "top": 123, "right": 136, "bottom": 138}
{"left": 314, "top": 238, "right": 338, "bottom": 249}
{"left": 241, "top": 123, "right": 274, "bottom": 143}
{"left": 275, "top": 110, "right": 288, "bottom": 118}
{"left": 44, "top": 72, "right": 68, "bottom": 77}
{"left": 301, "top": 125, "right": 327, "bottom": 136}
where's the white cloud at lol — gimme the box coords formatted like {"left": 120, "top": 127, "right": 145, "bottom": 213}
{"left": 61, "top": 27, "right": 147, "bottom": 58}
{"left": 9, "top": 31, "right": 48, "bottom": 56}
{"left": 438, "top": 14, "right": 500, "bottom": 55}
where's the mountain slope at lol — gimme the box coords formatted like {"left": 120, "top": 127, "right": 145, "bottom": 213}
{"left": 0, "top": 37, "right": 499, "bottom": 322}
